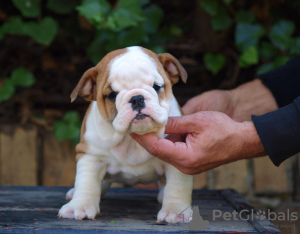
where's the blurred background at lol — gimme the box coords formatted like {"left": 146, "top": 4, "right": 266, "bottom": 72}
{"left": 0, "top": 0, "right": 300, "bottom": 233}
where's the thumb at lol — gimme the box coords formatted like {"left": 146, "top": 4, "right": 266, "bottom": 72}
{"left": 165, "top": 115, "right": 198, "bottom": 134}
{"left": 130, "top": 133, "right": 188, "bottom": 162}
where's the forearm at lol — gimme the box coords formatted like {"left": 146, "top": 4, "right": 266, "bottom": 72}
{"left": 229, "top": 79, "right": 278, "bottom": 121}
{"left": 238, "top": 121, "right": 266, "bottom": 159}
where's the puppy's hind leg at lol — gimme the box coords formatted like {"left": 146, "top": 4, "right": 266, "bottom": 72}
{"left": 101, "top": 180, "right": 112, "bottom": 197}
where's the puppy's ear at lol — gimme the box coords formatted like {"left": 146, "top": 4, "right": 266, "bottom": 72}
{"left": 158, "top": 53, "right": 187, "bottom": 85}
{"left": 70, "top": 67, "right": 98, "bottom": 102}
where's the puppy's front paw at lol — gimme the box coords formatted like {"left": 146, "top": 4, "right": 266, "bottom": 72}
{"left": 58, "top": 199, "right": 100, "bottom": 220}
{"left": 66, "top": 188, "right": 75, "bottom": 201}
{"left": 157, "top": 203, "right": 192, "bottom": 224}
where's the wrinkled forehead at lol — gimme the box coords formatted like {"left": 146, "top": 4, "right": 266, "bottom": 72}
{"left": 107, "top": 47, "right": 164, "bottom": 91}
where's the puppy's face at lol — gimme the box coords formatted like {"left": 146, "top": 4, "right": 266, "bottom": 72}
{"left": 71, "top": 46, "right": 187, "bottom": 135}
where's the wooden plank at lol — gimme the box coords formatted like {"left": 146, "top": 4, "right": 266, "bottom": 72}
{"left": 193, "top": 172, "right": 207, "bottom": 189}
{"left": 254, "top": 156, "right": 294, "bottom": 194}
{"left": 0, "top": 125, "right": 38, "bottom": 186}
{"left": 213, "top": 160, "right": 249, "bottom": 194}
{"left": 0, "top": 186, "right": 281, "bottom": 233}
{"left": 42, "top": 133, "right": 76, "bottom": 186}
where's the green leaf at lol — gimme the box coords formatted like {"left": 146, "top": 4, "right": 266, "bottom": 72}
{"left": 66, "top": 124, "right": 81, "bottom": 140}
{"left": 47, "top": 0, "right": 78, "bottom": 14}
{"left": 269, "top": 20, "right": 295, "bottom": 51}
{"left": 53, "top": 111, "right": 81, "bottom": 144}
{"left": 0, "top": 79, "right": 15, "bottom": 103}
{"left": 235, "top": 10, "right": 255, "bottom": 24}
{"left": 12, "top": 0, "right": 40, "bottom": 18}
{"left": 203, "top": 53, "right": 226, "bottom": 75}
{"left": 87, "top": 31, "right": 114, "bottom": 64}
{"left": 144, "top": 4, "right": 163, "bottom": 34}
{"left": 76, "top": 0, "right": 110, "bottom": 27}
{"left": 168, "top": 25, "right": 182, "bottom": 37}
{"left": 106, "top": 0, "right": 145, "bottom": 31}
{"left": 257, "top": 63, "right": 275, "bottom": 74}
{"left": 11, "top": 67, "right": 36, "bottom": 87}
{"left": 199, "top": 0, "right": 218, "bottom": 16}
{"left": 3, "top": 16, "right": 24, "bottom": 35}
{"left": 257, "top": 55, "right": 289, "bottom": 75}
{"left": 260, "top": 41, "right": 278, "bottom": 59}
{"left": 63, "top": 111, "right": 80, "bottom": 125}
{"left": 235, "top": 23, "right": 265, "bottom": 51}
{"left": 138, "top": 0, "right": 149, "bottom": 6}
{"left": 23, "top": 17, "right": 58, "bottom": 45}
{"left": 290, "top": 37, "right": 300, "bottom": 55}
{"left": 211, "top": 8, "right": 232, "bottom": 31}
{"left": 273, "top": 55, "right": 289, "bottom": 67}
{"left": 148, "top": 45, "right": 166, "bottom": 54}
{"left": 53, "top": 122, "right": 68, "bottom": 141}
{"left": 238, "top": 46, "right": 258, "bottom": 68}
{"left": 118, "top": 23, "right": 148, "bottom": 46}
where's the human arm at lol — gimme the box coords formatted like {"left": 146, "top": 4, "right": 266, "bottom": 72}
{"left": 131, "top": 56, "right": 300, "bottom": 172}
{"left": 183, "top": 79, "right": 278, "bottom": 121}
{"left": 183, "top": 55, "right": 300, "bottom": 167}
{"left": 131, "top": 111, "right": 266, "bottom": 175}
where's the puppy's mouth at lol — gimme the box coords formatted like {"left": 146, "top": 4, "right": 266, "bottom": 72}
{"left": 135, "top": 113, "right": 149, "bottom": 120}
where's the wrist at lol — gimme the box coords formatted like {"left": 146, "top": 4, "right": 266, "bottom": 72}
{"left": 238, "top": 121, "right": 266, "bottom": 159}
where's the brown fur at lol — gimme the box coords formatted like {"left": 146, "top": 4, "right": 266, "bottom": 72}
{"left": 75, "top": 104, "right": 92, "bottom": 161}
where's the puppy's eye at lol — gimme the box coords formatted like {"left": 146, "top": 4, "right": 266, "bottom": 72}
{"left": 153, "top": 84, "right": 163, "bottom": 92}
{"left": 107, "top": 91, "right": 118, "bottom": 101}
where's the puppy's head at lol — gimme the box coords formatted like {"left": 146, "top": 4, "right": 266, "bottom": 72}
{"left": 71, "top": 46, "right": 187, "bottom": 135}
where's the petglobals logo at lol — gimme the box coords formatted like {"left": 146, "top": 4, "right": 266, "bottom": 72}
{"left": 212, "top": 209, "right": 298, "bottom": 222}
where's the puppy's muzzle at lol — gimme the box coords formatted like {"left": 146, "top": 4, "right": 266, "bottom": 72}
{"left": 129, "top": 95, "right": 148, "bottom": 120}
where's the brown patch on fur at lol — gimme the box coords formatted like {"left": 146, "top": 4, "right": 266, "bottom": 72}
{"left": 140, "top": 48, "right": 173, "bottom": 104}
{"left": 70, "top": 67, "right": 98, "bottom": 102}
{"left": 72, "top": 49, "right": 127, "bottom": 161}
{"left": 74, "top": 103, "right": 93, "bottom": 161}
{"left": 157, "top": 53, "right": 187, "bottom": 85}
{"left": 95, "top": 48, "right": 128, "bottom": 123}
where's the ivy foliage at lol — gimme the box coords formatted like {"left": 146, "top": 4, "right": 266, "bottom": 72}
{"left": 53, "top": 111, "right": 81, "bottom": 145}
{"left": 0, "top": 0, "right": 180, "bottom": 145}
{"left": 0, "top": 68, "right": 36, "bottom": 103}
{"left": 198, "top": 0, "right": 300, "bottom": 75}
{"left": 76, "top": 0, "right": 176, "bottom": 64}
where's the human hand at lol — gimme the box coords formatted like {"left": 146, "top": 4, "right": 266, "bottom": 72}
{"left": 183, "top": 79, "right": 278, "bottom": 122}
{"left": 131, "top": 111, "right": 266, "bottom": 175}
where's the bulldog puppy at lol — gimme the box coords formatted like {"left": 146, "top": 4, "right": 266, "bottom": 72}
{"left": 58, "top": 46, "right": 193, "bottom": 223}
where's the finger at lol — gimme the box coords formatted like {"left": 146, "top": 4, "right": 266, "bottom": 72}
{"left": 130, "top": 133, "right": 188, "bottom": 161}
{"left": 182, "top": 97, "right": 202, "bottom": 115}
{"left": 166, "top": 133, "right": 185, "bottom": 143}
{"left": 165, "top": 115, "right": 200, "bottom": 134}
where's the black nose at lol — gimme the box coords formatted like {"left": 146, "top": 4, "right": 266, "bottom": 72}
{"left": 129, "top": 95, "right": 145, "bottom": 111}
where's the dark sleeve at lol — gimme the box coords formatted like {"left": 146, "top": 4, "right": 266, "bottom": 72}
{"left": 252, "top": 98, "right": 300, "bottom": 166}
{"left": 258, "top": 55, "right": 300, "bottom": 107}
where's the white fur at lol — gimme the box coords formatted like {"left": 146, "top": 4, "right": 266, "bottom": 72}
{"left": 58, "top": 46, "right": 193, "bottom": 223}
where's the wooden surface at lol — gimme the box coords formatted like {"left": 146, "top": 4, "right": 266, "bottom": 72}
{"left": 0, "top": 126, "right": 38, "bottom": 186}
{"left": 42, "top": 134, "right": 76, "bottom": 186}
{"left": 0, "top": 187, "right": 281, "bottom": 233}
